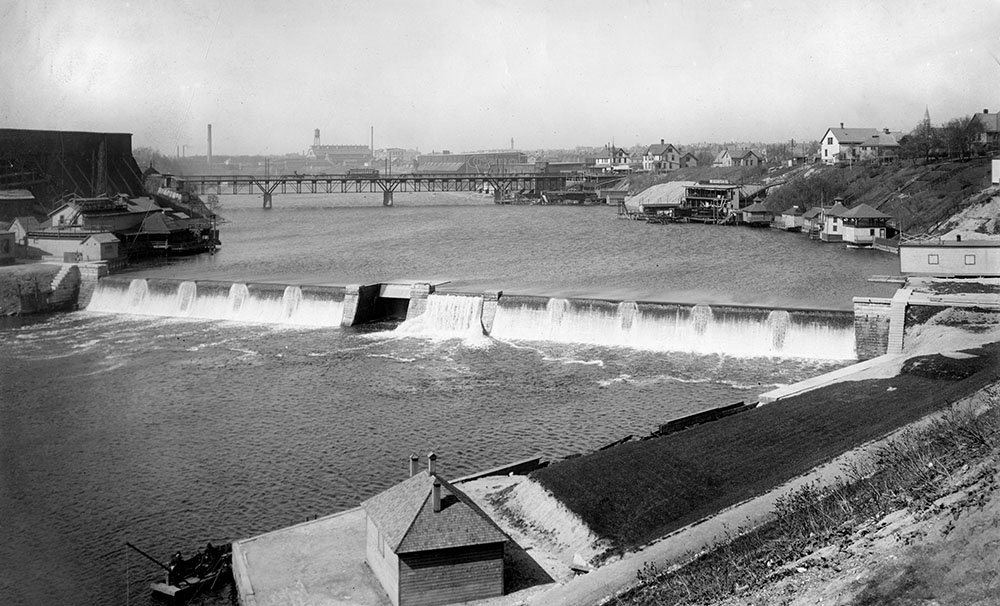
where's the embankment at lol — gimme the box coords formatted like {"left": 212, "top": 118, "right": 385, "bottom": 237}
{"left": 0, "top": 263, "right": 79, "bottom": 315}
{"left": 529, "top": 340, "right": 1000, "bottom": 558}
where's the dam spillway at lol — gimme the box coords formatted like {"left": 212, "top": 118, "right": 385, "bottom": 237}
{"left": 87, "top": 277, "right": 346, "bottom": 327}
{"left": 87, "top": 279, "right": 857, "bottom": 359}
{"left": 489, "top": 295, "right": 856, "bottom": 360}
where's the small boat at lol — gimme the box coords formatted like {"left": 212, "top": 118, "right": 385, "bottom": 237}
{"left": 127, "top": 541, "right": 232, "bottom": 600}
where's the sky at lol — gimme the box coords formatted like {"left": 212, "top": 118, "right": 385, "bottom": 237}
{"left": 3, "top": 0, "right": 1000, "bottom": 156}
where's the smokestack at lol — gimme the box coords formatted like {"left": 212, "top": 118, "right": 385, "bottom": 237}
{"left": 427, "top": 452, "right": 437, "bottom": 475}
{"left": 207, "top": 124, "right": 213, "bottom": 166}
{"left": 432, "top": 478, "right": 442, "bottom": 512}
{"left": 661, "top": 139, "right": 664, "bottom": 145}
{"left": 314, "top": 128, "right": 321, "bottom": 147}
{"left": 409, "top": 453, "right": 419, "bottom": 477}
{"left": 840, "top": 122, "right": 844, "bottom": 129}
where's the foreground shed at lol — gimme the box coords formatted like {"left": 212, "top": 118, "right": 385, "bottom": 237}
{"left": 362, "top": 454, "right": 508, "bottom": 606}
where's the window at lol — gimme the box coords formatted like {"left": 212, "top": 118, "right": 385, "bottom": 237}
{"left": 827, "top": 137, "right": 833, "bottom": 144}
{"left": 965, "top": 254, "right": 976, "bottom": 265}
{"left": 824, "top": 149, "right": 828, "bottom": 157}
{"left": 927, "top": 254, "right": 939, "bottom": 265}
{"left": 870, "top": 229, "right": 875, "bottom": 236}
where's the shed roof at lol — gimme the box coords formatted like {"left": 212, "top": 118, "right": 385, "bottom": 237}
{"left": 840, "top": 203, "right": 890, "bottom": 219}
{"left": 82, "top": 232, "right": 120, "bottom": 244}
{"left": 645, "top": 143, "right": 678, "bottom": 156}
{"left": 741, "top": 201, "right": 772, "bottom": 213}
{"left": 824, "top": 201, "right": 850, "bottom": 217}
{"left": 361, "top": 470, "right": 507, "bottom": 555}
{"left": 11, "top": 216, "right": 41, "bottom": 230}
{"left": 0, "top": 189, "right": 36, "bottom": 201}
{"left": 972, "top": 111, "right": 1000, "bottom": 134}
{"left": 803, "top": 207, "right": 824, "bottom": 220}
{"left": 414, "top": 162, "right": 467, "bottom": 173}
{"left": 782, "top": 206, "right": 804, "bottom": 216}
{"left": 827, "top": 128, "right": 901, "bottom": 148}
{"left": 626, "top": 181, "right": 695, "bottom": 211}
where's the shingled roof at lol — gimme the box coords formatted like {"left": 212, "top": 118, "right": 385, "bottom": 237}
{"left": 840, "top": 203, "right": 889, "bottom": 219}
{"left": 361, "top": 470, "right": 507, "bottom": 555}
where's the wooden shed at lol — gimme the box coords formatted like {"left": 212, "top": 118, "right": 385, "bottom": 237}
{"left": 79, "top": 232, "right": 120, "bottom": 261}
{"left": 361, "top": 454, "right": 508, "bottom": 606}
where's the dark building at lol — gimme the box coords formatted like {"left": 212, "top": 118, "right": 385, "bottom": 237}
{"left": 0, "top": 129, "right": 145, "bottom": 211}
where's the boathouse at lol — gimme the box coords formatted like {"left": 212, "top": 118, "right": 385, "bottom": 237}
{"left": 820, "top": 199, "right": 850, "bottom": 242}
{"left": 839, "top": 203, "right": 890, "bottom": 246}
{"left": 780, "top": 206, "right": 805, "bottom": 231}
{"left": 899, "top": 237, "right": 1000, "bottom": 277}
{"left": 740, "top": 201, "right": 774, "bottom": 226}
{"left": 361, "top": 453, "right": 508, "bottom": 606}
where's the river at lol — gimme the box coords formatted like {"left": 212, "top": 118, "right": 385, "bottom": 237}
{"left": 0, "top": 192, "right": 900, "bottom": 605}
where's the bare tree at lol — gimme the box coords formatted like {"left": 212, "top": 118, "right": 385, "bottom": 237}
{"left": 940, "top": 115, "right": 985, "bottom": 159}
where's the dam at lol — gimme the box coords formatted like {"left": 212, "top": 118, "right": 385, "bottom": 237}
{"left": 87, "top": 278, "right": 859, "bottom": 360}
{"left": 1, "top": 198, "right": 902, "bottom": 606}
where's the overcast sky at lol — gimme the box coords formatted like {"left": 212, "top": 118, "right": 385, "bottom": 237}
{"left": 3, "top": 0, "right": 1000, "bottom": 156}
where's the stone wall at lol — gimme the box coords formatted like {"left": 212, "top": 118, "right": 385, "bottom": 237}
{"left": 77, "top": 262, "right": 110, "bottom": 309}
{"left": 854, "top": 297, "right": 893, "bottom": 360}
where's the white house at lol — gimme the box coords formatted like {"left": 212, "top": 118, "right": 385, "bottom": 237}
{"left": 839, "top": 203, "right": 890, "bottom": 246}
{"left": 642, "top": 140, "right": 681, "bottom": 171}
{"left": 821, "top": 125, "right": 901, "bottom": 165}
{"left": 595, "top": 146, "right": 632, "bottom": 172}
{"left": 713, "top": 149, "right": 762, "bottom": 167}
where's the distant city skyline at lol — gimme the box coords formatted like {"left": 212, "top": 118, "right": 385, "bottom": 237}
{"left": 3, "top": 0, "right": 1000, "bottom": 156}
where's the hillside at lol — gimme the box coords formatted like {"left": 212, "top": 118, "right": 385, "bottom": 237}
{"left": 629, "top": 158, "right": 998, "bottom": 236}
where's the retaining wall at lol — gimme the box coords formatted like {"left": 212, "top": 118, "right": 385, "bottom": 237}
{"left": 853, "top": 297, "right": 893, "bottom": 360}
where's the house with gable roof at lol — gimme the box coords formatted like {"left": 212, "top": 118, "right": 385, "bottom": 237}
{"left": 642, "top": 140, "right": 681, "bottom": 171}
{"left": 361, "top": 453, "right": 508, "bottom": 606}
{"left": 820, "top": 198, "right": 850, "bottom": 242}
{"left": 821, "top": 124, "right": 901, "bottom": 165}
{"left": 712, "top": 149, "right": 762, "bottom": 167}
{"left": 679, "top": 152, "right": 699, "bottom": 168}
{"left": 594, "top": 145, "right": 632, "bottom": 172}
{"left": 972, "top": 108, "right": 1000, "bottom": 152}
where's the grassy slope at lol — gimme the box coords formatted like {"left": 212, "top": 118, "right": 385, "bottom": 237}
{"left": 531, "top": 345, "right": 1000, "bottom": 555}
{"left": 628, "top": 158, "right": 993, "bottom": 234}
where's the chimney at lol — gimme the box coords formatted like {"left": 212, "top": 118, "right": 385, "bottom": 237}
{"left": 884, "top": 128, "right": 890, "bottom": 134}
{"left": 840, "top": 122, "right": 844, "bottom": 129}
{"left": 427, "top": 452, "right": 437, "bottom": 475}
{"left": 985, "top": 109, "right": 990, "bottom": 115}
{"left": 409, "top": 453, "right": 419, "bottom": 477}
{"left": 660, "top": 138, "right": 664, "bottom": 145}
{"left": 432, "top": 479, "right": 442, "bottom": 512}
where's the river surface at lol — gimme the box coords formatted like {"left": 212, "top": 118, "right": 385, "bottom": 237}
{"left": 0, "top": 192, "right": 900, "bottom": 605}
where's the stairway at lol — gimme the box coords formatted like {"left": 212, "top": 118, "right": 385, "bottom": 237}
{"left": 48, "top": 263, "right": 81, "bottom": 309}
{"left": 886, "top": 288, "right": 912, "bottom": 354}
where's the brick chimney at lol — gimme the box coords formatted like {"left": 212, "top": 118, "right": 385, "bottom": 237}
{"left": 409, "top": 453, "right": 419, "bottom": 477}
{"left": 840, "top": 122, "right": 844, "bottom": 129}
{"left": 432, "top": 478, "right": 442, "bottom": 512}
{"left": 427, "top": 452, "right": 437, "bottom": 475}
{"left": 660, "top": 138, "right": 664, "bottom": 145}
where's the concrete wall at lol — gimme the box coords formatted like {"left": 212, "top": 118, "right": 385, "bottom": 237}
{"left": 77, "top": 262, "right": 110, "bottom": 308}
{"left": 854, "top": 297, "right": 892, "bottom": 360}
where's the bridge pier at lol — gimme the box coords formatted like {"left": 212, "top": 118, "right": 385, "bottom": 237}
{"left": 494, "top": 188, "right": 504, "bottom": 204}
{"left": 262, "top": 192, "right": 273, "bottom": 209}
{"left": 383, "top": 191, "right": 394, "bottom": 207}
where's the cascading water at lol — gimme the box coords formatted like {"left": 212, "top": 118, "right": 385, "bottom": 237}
{"left": 491, "top": 297, "right": 856, "bottom": 360}
{"left": 395, "top": 294, "right": 486, "bottom": 339}
{"left": 87, "top": 278, "right": 344, "bottom": 326}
